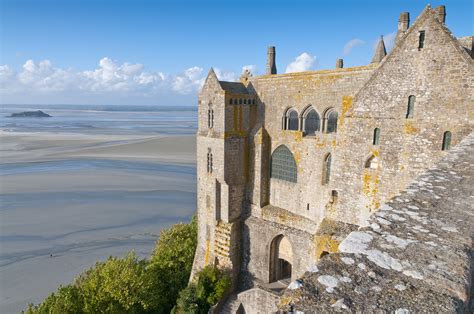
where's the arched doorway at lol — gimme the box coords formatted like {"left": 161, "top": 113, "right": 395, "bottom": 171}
{"left": 269, "top": 235, "right": 293, "bottom": 283}
{"left": 236, "top": 303, "right": 246, "bottom": 314}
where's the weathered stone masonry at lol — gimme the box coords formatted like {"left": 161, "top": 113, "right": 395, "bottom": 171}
{"left": 191, "top": 5, "right": 473, "bottom": 313}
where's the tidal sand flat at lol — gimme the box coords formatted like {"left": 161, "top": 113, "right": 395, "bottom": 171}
{"left": 0, "top": 105, "right": 197, "bottom": 313}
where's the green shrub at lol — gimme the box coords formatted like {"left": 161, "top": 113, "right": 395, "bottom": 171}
{"left": 25, "top": 284, "right": 83, "bottom": 314}
{"left": 175, "top": 265, "right": 231, "bottom": 314}
{"left": 146, "top": 216, "right": 198, "bottom": 313}
{"left": 77, "top": 252, "right": 152, "bottom": 313}
{"left": 25, "top": 217, "right": 198, "bottom": 314}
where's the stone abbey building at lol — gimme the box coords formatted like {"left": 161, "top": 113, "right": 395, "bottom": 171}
{"left": 191, "top": 5, "right": 473, "bottom": 312}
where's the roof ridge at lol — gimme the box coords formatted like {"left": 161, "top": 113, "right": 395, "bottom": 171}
{"left": 350, "top": 5, "right": 473, "bottom": 110}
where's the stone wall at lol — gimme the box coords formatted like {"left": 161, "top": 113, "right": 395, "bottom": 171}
{"left": 332, "top": 6, "right": 473, "bottom": 226}
{"left": 279, "top": 132, "right": 474, "bottom": 313}
{"left": 242, "top": 216, "right": 315, "bottom": 285}
{"left": 192, "top": 5, "right": 473, "bottom": 312}
{"left": 248, "top": 66, "right": 375, "bottom": 224}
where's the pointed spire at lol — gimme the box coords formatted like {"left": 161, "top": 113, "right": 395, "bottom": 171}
{"left": 201, "top": 67, "right": 223, "bottom": 92}
{"left": 208, "top": 67, "right": 218, "bottom": 80}
{"left": 371, "top": 35, "right": 387, "bottom": 63}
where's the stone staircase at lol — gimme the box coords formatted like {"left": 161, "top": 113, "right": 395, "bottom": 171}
{"left": 214, "top": 221, "right": 232, "bottom": 266}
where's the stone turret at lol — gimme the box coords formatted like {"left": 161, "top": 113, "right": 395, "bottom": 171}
{"left": 266, "top": 46, "right": 277, "bottom": 75}
{"left": 371, "top": 36, "right": 387, "bottom": 63}
{"left": 336, "top": 59, "right": 343, "bottom": 69}
{"left": 396, "top": 12, "right": 410, "bottom": 42}
{"left": 435, "top": 5, "right": 446, "bottom": 23}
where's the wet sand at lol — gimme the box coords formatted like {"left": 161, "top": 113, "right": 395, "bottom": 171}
{"left": 0, "top": 132, "right": 196, "bottom": 313}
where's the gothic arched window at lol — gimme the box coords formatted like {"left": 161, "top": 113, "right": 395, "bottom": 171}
{"left": 207, "top": 148, "right": 213, "bottom": 173}
{"left": 406, "top": 95, "right": 415, "bottom": 118}
{"left": 207, "top": 105, "right": 214, "bottom": 129}
{"left": 442, "top": 131, "right": 451, "bottom": 151}
{"left": 322, "top": 153, "right": 332, "bottom": 185}
{"left": 270, "top": 145, "right": 297, "bottom": 183}
{"left": 284, "top": 109, "right": 299, "bottom": 131}
{"left": 302, "top": 107, "right": 320, "bottom": 136}
{"left": 324, "top": 108, "right": 338, "bottom": 133}
{"left": 373, "top": 128, "right": 381, "bottom": 145}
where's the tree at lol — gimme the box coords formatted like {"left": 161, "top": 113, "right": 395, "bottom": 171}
{"left": 77, "top": 252, "right": 152, "bottom": 313}
{"left": 174, "top": 265, "right": 231, "bottom": 314}
{"left": 146, "top": 216, "right": 198, "bottom": 313}
{"left": 24, "top": 217, "right": 198, "bottom": 313}
{"left": 25, "top": 285, "right": 83, "bottom": 314}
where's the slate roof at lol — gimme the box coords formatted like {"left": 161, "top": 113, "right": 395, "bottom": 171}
{"left": 219, "top": 81, "right": 249, "bottom": 94}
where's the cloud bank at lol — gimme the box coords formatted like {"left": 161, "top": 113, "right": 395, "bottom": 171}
{"left": 285, "top": 53, "right": 317, "bottom": 73}
{"left": 0, "top": 57, "right": 236, "bottom": 105}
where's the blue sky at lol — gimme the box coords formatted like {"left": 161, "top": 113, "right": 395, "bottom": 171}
{"left": 1, "top": 0, "right": 472, "bottom": 105}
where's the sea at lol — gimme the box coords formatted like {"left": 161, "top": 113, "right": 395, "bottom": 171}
{"left": 0, "top": 104, "right": 198, "bottom": 135}
{"left": 0, "top": 104, "right": 198, "bottom": 313}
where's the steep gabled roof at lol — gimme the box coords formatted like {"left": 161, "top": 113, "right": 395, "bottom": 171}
{"left": 352, "top": 5, "right": 473, "bottom": 105}
{"left": 219, "top": 81, "right": 249, "bottom": 94}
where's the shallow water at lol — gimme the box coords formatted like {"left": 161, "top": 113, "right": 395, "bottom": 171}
{"left": 0, "top": 104, "right": 198, "bottom": 135}
{"left": 0, "top": 104, "right": 197, "bottom": 313}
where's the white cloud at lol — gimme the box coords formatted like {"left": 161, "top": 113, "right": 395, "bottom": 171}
{"left": 285, "top": 53, "right": 316, "bottom": 73}
{"left": 0, "top": 58, "right": 241, "bottom": 104}
{"left": 343, "top": 38, "right": 366, "bottom": 55}
{"left": 80, "top": 57, "right": 162, "bottom": 92}
{"left": 214, "top": 68, "right": 236, "bottom": 82}
{"left": 0, "top": 65, "right": 14, "bottom": 78}
{"left": 172, "top": 66, "right": 204, "bottom": 94}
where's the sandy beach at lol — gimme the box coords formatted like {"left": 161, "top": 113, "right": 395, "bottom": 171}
{"left": 0, "top": 131, "right": 196, "bottom": 313}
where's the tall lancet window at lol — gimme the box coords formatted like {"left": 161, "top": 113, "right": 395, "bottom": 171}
{"left": 406, "top": 95, "right": 415, "bottom": 119}
{"left": 373, "top": 128, "right": 381, "bottom": 145}
{"left": 442, "top": 131, "right": 451, "bottom": 151}
{"left": 418, "top": 30, "right": 425, "bottom": 49}
{"left": 207, "top": 148, "right": 213, "bottom": 173}
{"left": 303, "top": 107, "right": 320, "bottom": 136}
{"left": 324, "top": 108, "right": 338, "bottom": 133}
{"left": 284, "top": 109, "right": 299, "bottom": 131}
{"left": 207, "top": 105, "right": 214, "bottom": 129}
{"left": 322, "top": 153, "right": 332, "bottom": 185}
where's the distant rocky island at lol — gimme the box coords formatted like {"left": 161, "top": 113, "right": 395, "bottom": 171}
{"left": 9, "top": 110, "right": 52, "bottom": 118}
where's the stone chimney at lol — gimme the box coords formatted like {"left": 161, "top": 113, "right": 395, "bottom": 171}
{"left": 336, "top": 59, "right": 343, "bottom": 69}
{"left": 396, "top": 12, "right": 410, "bottom": 42}
{"left": 266, "top": 46, "right": 277, "bottom": 75}
{"left": 435, "top": 5, "right": 446, "bottom": 23}
{"left": 371, "top": 36, "right": 387, "bottom": 64}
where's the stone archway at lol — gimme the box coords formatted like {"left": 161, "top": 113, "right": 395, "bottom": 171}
{"left": 236, "top": 303, "right": 246, "bottom": 314}
{"left": 269, "top": 235, "right": 293, "bottom": 283}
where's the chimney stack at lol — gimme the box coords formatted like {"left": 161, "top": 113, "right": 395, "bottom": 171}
{"left": 435, "top": 5, "right": 446, "bottom": 23}
{"left": 336, "top": 59, "right": 343, "bottom": 69}
{"left": 266, "top": 46, "right": 277, "bottom": 75}
{"left": 396, "top": 12, "right": 410, "bottom": 42}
